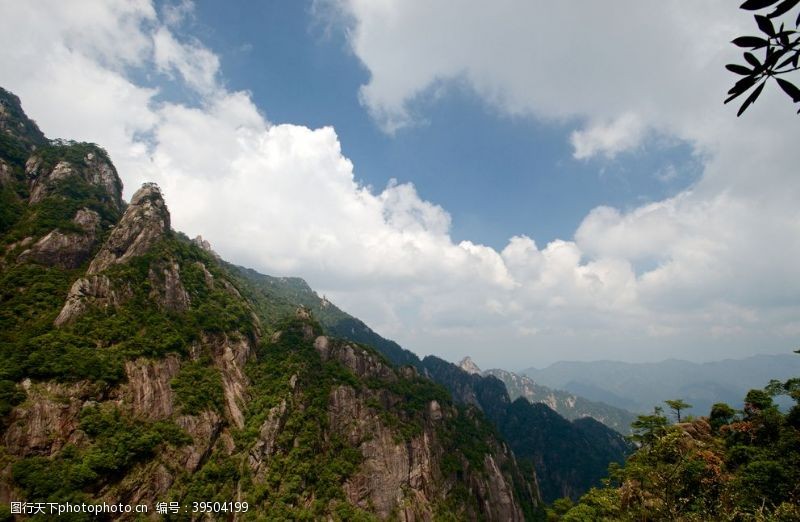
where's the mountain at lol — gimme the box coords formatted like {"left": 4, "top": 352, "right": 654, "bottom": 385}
{"left": 228, "top": 269, "right": 633, "bottom": 502}
{"left": 523, "top": 354, "right": 800, "bottom": 415}
{"left": 0, "top": 87, "right": 541, "bottom": 520}
{"left": 421, "top": 356, "right": 632, "bottom": 503}
{"left": 482, "top": 367, "right": 637, "bottom": 434}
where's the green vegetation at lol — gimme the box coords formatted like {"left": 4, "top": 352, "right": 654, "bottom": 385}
{"left": 665, "top": 398, "right": 692, "bottom": 423}
{"left": 12, "top": 406, "right": 189, "bottom": 502}
{"left": 551, "top": 353, "right": 800, "bottom": 521}
{"left": 238, "top": 317, "right": 369, "bottom": 518}
{"left": 171, "top": 360, "right": 224, "bottom": 415}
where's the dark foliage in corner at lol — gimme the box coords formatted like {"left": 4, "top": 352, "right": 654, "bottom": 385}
{"left": 726, "top": 0, "right": 800, "bottom": 115}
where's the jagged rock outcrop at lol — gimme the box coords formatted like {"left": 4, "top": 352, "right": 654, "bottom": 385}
{"left": 54, "top": 274, "right": 130, "bottom": 326}
{"left": 0, "top": 87, "right": 46, "bottom": 149}
{"left": 87, "top": 183, "right": 168, "bottom": 275}
{"left": 17, "top": 208, "right": 100, "bottom": 268}
{"left": 458, "top": 356, "right": 482, "bottom": 375}
{"left": 25, "top": 150, "right": 123, "bottom": 211}
{"left": 54, "top": 183, "right": 170, "bottom": 325}
{"left": 315, "top": 335, "right": 397, "bottom": 382}
{"left": 192, "top": 235, "right": 219, "bottom": 259}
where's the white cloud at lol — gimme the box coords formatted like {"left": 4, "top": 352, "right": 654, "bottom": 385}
{"left": 1, "top": 0, "right": 799, "bottom": 368}
{"left": 570, "top": 114, "right": 646, "bottom": 160}
{"left": 152, "top": 26, "right": 220, "bottom": 94}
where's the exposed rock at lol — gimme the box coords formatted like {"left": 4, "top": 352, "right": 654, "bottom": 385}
{"left": 195, "top": 261, "right": 215, "bottom": 289}
{"left": 87, "top": 183, "right": 169, "bottom": 275}
{"left": 148, "top": 261, "right": 190, "bottom": 313}
{"left": 3, "top": 381, "right": 97, "bottom": 457}
{"left": 315, "top": 336, "right": 396, "bottom": 382}
{"left": 329, "top": 384, "right": 438, "bottom": 520}
{"left": 0, "top": 87, "right": 46, "bottom": 148}
{"left": 471, "top": 454, "right": 524, "bottom": 521}
{"left": 204, "top": 333, "right": 254, "bottom": 429}
{"left": 26, "top": 152, "right": 123, "bottom": 211}
{"left": 249, "top": 399, "right": 288, "bottom": 480}
{"left": 458, "top": 356, "right": 482, "bottom": 375}
{"left": 176, "top": 410, "right": 223, "bottom": 472}
{"left": 427, "top": 400, "right": 443, "bottom": 422}
{"left": 192, "top": 235, "right": 219, "bottom": 259}
{"left": 17, "top": 208, "right": 100, "bottom": 268}
{"left": 0, "top": 158, "right": 11, "bottom": 185}
{"left": 54, "top": 274, "right": 130, "bottom": 326}
{"left": 102, "top": 460, "right": 175, "bottom": 513}
{"left": 119, "top": 356, "right": 181, "bottom": 420}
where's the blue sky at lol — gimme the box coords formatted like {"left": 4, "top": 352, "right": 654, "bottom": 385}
{"left": 182, "top": 0, "right": 701, "bottom": 250}
{"left": 2, "top": 1, "right": 798, "bottom": 368}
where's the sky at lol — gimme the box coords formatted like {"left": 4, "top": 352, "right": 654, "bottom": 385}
{"left": 1, "top": 0, "right": 799, "bottom": 370}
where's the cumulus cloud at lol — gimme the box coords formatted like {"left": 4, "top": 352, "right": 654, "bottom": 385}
{"left": 570, "top": 114, "right": 646, "bottom": 160}
{"left": 1, "top": 0, "right": 799, "bottom": 368}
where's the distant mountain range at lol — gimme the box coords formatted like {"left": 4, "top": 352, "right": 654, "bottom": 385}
{"left": 522, "top": 354, "right": 800, "bottom": 415}
{"left": 455, "top": 358, "right": 637, "bottom": 434}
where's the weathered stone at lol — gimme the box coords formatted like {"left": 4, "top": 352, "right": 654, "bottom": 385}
{"left": 315, "top": 336, "right": 396, "bottom": 382}
{"left": 54, "top": 274, "right": 130, "bottom": 326}
{"left": 25, "top": 151, "right": 123, "bottom": 211}
{"left": 119, "top": 356, "right": 181, "bottom": 420}
{"left": 87, "top": 183, "right": 169, "bottom": 275}
{"left": 17, "top": 208, "right": 100, "bottom": 268}
{"left": 3, "top": 381, "right": 96, "bottom": 457}
{"left": 249, "top": 399, "right": 288, "bottom": 480}
{"left": 176, "top": 410, "right": 224, "bottom": 472}
{"left": 204, "top": 333, "right": 254, "bottom": 429}
{"left": 148, "top": 261, "right": 190, "bottom": 313}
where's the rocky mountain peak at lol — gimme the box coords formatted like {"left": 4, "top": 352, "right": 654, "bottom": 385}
{"left": 24, "top": 142, "right": 124, "bottom": 212}
{"left": 86, "top": 182, "right": 170, "bottom": 275}
{"left": 0, "top": 86, "right": 46, "bottom": 149}
{"left": 458, "top": 356, "right": 482, "bottom": 375}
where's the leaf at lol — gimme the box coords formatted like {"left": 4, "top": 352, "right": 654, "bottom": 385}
{"left": 732, "top": 36, "right": 769, "bottom": 48}
{"left": 776, "top": 77, "right": 800, "bottom": 101}
{"left": 765, "top": 47, "right": 788, "bottom": 67}
{"left": 740, "top": 0, "right": 781, "bottom": 9}
{"left": 756, "top": 14, "right": 777, "bottom": 36}
{"left": 768, "top": 0, "right": 800, "bottom": 18}
{"left": 777, "top": 52, "right": 798, "bottom": 68}
{"left": 726, "top": 76, "right": 758, "bottom": 103}
{"left": 737, "top": 81, "right": 766, "bottom": 116}
{"left": 745, "top": 52, "right": 762, "bottom": 68}
{"left": 726, "top": 63, "right": 754, "bottom": 75}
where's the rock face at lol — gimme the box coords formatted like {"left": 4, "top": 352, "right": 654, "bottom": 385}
{"left": 315, "top": 336, "right": 396, "bottom": 382}
{"left": 148, "top": 261, "right": 190, "bottom": 313}
{"left": 3, "top": 381, "right": 95, "bottom": 457}
{"left": 120, "top": 356, "right": 181, "bottom": 420}
{"left": 316, "top": 335, "right": 528, "bottom": 521}
{"left": 54, "top": 183, "right": 170, "bottom": 325}
{"left": 17, "top": 208, "right": 101, "bottom": 268}
{"left": 25, "top": 151, "right": 123, "bottom": 211}
{"left": 0, "top": 87, "right": 46, "bottom": 148}
{"left": 485, "top": 367, "right": 638, "bottom": 434}
{"left": 87, "top": 183, "right": 168, "bottom": 275}
{"left": 458, "top": 356, "right": 483, "bottom": 375}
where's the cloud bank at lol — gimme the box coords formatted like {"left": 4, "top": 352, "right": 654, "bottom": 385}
{"left": 1, "top": 0, "right": 798, "bottom": 368}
